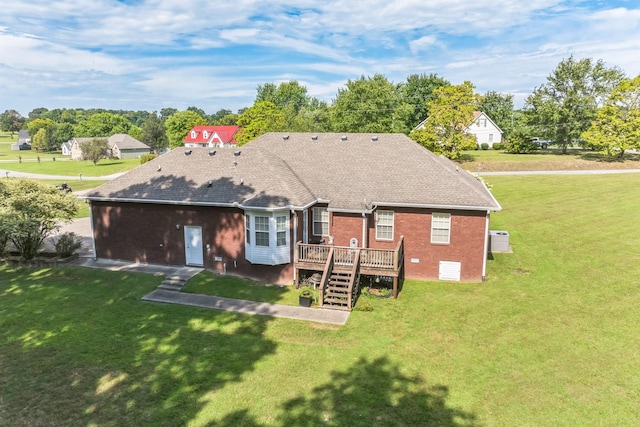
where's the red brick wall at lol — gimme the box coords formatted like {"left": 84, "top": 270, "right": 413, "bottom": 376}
{"left": 331, "top": 208, "right": 488, "bottom": 281}
{"left": 91, "top": 202, "right": 293, "bottom": 284}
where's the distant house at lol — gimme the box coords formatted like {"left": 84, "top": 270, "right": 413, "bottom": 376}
{"left": 18, "top": 130, "right": 31, "bottom": 144}
{"left": 183, "top": 126, "right": 239, "bottom": 148}
{"left": 415, "top": 111, "right": 503, "bottom": 148}
{"left": 61, "top": 141, "right": 72, "bottom": 156}
{"left": 70, "top": 134, "right": 151, "bottom": 160}
{"left": 85, "top": 133, "right": 501, "bottom": 310}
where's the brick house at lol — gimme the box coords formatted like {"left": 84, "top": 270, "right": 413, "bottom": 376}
{"left": 85, "top": 133, "right": 501, "bottom": 309}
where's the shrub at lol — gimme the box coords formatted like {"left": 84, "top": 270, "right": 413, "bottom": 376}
{"left": 504, "top": 130, "right": 539, "bottom": 154}
{"left": 52, "top": 232, "right": 82, "bottom": 258}
{"left": 492, "top": 142, "right": 503, "bottom": 150}
{"left": 140, "top": 153, "right": 158, "bottom": 164}
{"left": 480, "top": 143, "right": 489, "bottom": 150}
{"left": 0, "top": 229, "right": 7, "bottom": 257}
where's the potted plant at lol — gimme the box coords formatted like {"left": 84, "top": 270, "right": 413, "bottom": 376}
{"left": 298, "top": 286, "right": 316, "bottom": 307}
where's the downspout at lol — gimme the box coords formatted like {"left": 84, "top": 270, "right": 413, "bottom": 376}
{"left": 292, "top": 210, "right": 297, "bottom": 283}
{"left": 482, "top": 210, "right": 490, "bottom": 281}
{"left": 361, "top": 212, "right": 367, "bottom": 248}
{"left": 88, "top": 201, "right": 97, "bottom": 260}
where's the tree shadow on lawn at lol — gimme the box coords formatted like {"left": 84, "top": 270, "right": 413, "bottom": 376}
{"left": 0, "top": 266, "right": 278, "bottom": 426}
{"left": 216, "top": 356, "right": 478, "bottom": 427}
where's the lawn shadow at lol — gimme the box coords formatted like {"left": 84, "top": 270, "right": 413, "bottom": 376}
{"left": 214, "top": 357, "right": 477, "bottom": 426}
{"left": 0, "top": 266, "right": 278, "bottom": 426}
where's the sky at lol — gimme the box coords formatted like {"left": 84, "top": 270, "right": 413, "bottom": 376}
{"left": 1, "top": 0, "right": 639, "bottom": 118}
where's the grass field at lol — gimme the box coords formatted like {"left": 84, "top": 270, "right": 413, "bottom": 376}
{"left": 1, "top": 173, "right": 639, "bottom": 425}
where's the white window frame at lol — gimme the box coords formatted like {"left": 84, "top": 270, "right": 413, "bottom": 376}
{"left": 202, "top": 130, "right": 209, "bottom": 139}
{"left": 431, "top": 213, "right": 451, "bottom": 244}
{"left": 375, "top": 210, "right": 394, "bottom": 241}
{"left": 312, "top": 207, "right": 329, "bottom": 236}
{"left": 244, "top": 210, "right": 291, "bottom": 265}
{"left": 190, "top": 130, "right": 197, "bottom": 139}
{"left": 254, "top": 216, "right": 270, "bottom": 247}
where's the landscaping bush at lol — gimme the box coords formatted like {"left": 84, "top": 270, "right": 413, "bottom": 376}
{"left": 140, "top": 153, "right": 158, "bottom": 164}
{"left": 492, "top": 142, "right": 503, "bottom": 150}
{"left": 503, "top": 130, "right": 539, "bottom": 154}
{"left": 0, "top": 229, "right": 7, "bottom": 257}
{"left": 52, "top": 232, "right": 83, "bottom": 258}
{"left": 480, "top": 143, "right": 489, "bottom": 150}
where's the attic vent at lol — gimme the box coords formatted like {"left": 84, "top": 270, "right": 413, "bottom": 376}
{"left": 311, "top": 135, "right": 318, "bottom": 141}
{"left": 209, "top": 150, "right": 216, "bottom": 156}
{"left": 282, "top": 135, "right": 289, "bottom": 140}
{"left": 371, "top": 135, "right": 378, "bottom": 142}
{"left": 234, "top": 150, "right": 241, "bottom": 156}
{"left": 341, "top": 135, "right": 348, "bottom": 141}
{"left": 157, "top": 166, "right": 162, "bottom": 172}
{"left": 207, "top": 180, "right": 213, "bottom": 187}
{"left": 184, "top": 149, "right": 192, "bottom": 155}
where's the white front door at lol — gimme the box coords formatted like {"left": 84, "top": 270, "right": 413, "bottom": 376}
{"left": 184, "top": 226, "right": 204, "bottom": 266}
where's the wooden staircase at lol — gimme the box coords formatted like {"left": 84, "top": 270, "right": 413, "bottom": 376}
{"left": 319, "top": 248, "right": 361, "bottom": 311}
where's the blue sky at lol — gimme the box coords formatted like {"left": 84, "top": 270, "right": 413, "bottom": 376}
{"left": 1, "top": 0, "right": 639, "bottom": 117}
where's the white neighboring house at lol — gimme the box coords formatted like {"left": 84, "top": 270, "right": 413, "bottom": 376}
{"left": 415, "top": 111, "right": 503, "bottom": 148}
{"left": 61, "top": 141, "right": 72, "bottom": 156}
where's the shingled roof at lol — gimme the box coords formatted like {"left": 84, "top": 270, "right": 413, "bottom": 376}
{"left": 86, "top": 133, "right": 501, "bottom": 212}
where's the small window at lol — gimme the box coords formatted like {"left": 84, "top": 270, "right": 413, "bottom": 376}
{"left": 245, "top": 214, "right": 251, "bottom": 244}
{"left": 276, "top": 216, "right": 287, "bottom": 246}
{"left": 203, "top": 130, "right": 209, "bottom": 139}
{"left": 190, "top": 130, "right": 197, "bottom": 139}
{"left": 489, "top": 134, "right": 494, "bottom": 143}
{"left": 312, "top": 207, "right": 329, "bottom": 236}
{"left": 376, "top": 210, "right": 394, "bottom": 240}
{"left": 431, "top": 213, "right": 451, "bottom": 244}
{"left": 255, "top": 216, "right": 269, "bottom": 247}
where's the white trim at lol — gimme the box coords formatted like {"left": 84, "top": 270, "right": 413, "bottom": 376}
{"left": 88, "top": 201, "right": 97, "bottom": 259}
{"left": 244, "top": 209, "right": 290, "bottom": 265}
{"left": 312, "top": 207, "right": 329, "bottom": 236}
{"left": 431, "top": 212, "right": 451, "bottom": 244}
{"left": 482, "top": 211, "right": 490, "bottom": 281}
{"left": 375, "top": 210, "right": 394, "bottom": 241}
{"left": 362, "top": 213, "right": 367, "bottom": 248}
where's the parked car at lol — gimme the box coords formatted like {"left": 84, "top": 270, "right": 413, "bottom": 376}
{"left": 531, "top": 137, "right": 551, "bottom": 149}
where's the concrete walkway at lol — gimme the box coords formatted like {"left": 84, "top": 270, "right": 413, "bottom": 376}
{"left": 72, "top": 257, "right": 350, "bottom": 325}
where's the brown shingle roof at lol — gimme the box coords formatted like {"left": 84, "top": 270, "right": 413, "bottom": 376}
{"left": 86, "top": 133, "right": 500, "bottom": 212}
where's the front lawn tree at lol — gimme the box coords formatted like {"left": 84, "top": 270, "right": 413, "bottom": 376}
{"left": 582, "top": 75, "right": 640, "bottom": 159}
{"left": 409, "top": 81, "right": 479, "bottom": 159}
{"left": 74, "top": 112, "right": 138, "bottom": 138}
{"left": 81, "top": 138, "right": 109, "bottom": 165}
{"left": 400, "top": 73, "right": 451, "bottom": 129}
{"left": 0, "top": 179, "right": 80, "bottom": 260}
{"left": 235, "top": 101, "right": 286, "bottom": 144}
{"left": 524, "top": 56, "right": 624, "bottom": 154}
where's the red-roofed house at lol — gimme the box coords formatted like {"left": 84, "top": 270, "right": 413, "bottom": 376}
{"left": 183, "top": 126, "right": 239, "bottom": 148}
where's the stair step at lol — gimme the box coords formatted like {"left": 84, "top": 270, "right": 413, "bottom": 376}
{"left": 328, "top": 281, "right": 349, "bottom": 287}
{"left": 323, "top": 297, "right": 349, "bottom": 305}
{"left": 158, "top": 283, "right": 182, "bottom": 291}
{"left": 326, "top": 291, "right": 348, "bottom": 298}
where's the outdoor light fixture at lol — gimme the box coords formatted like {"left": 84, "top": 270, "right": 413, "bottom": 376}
{"left": 176, "top": 224, "right": 180, "bottom": 230}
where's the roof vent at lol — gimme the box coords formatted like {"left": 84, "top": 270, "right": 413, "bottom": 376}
{"left": 209, "top": 150, "right": 216, "bottom": 156}
{"left": 157, "top": 166, "right": 162, "bottom": 172}
{"left": 282, "top": 135, "right": 289, "bottom": 140}
{"left": 234, "top": 150, "right": 241, "bottom": 156}
{"left": 232, "top": 160, "right": 238, "bottom": 168}
{"left": 371, "top": 135, "right": 378, "bottom": 142}
{"left": 184, "top": 149, "right": 192, "bottom": 155}
{"left": 207, "top": 180, "right": 213, "bottom": 187}
{"left": 311, "top": 135, "right": 318, "bottom": 141}
{"left": 341, "top": 135, "right": 347, "bottom": 141}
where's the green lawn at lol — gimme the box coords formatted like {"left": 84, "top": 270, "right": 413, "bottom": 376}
{"left": 2, "top": 175, "right": 640, "bottom": 425}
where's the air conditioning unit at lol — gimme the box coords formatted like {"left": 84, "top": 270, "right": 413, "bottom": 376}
{"left": 489, "top": 230, "right": 510, "bottom": 253}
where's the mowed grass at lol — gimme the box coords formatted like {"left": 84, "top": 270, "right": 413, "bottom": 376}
{"left": 2, "top": 175, "right": 640, "bottom": 425}
{"left": 460, "top": 147, "right": 640, "bottom": 172}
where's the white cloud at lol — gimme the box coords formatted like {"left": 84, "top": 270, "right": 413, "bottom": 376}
{"left": 409, "top": 36, "right": 438, "bottom": 54}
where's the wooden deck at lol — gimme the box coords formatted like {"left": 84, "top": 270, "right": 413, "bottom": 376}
{"left": 294, "top": 237, "right": 404, "bottom": 301}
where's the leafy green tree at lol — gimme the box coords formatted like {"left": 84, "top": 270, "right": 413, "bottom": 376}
{"left": 409, "top": 81, "right": 479, "bottom": 159}
{"left": 80, "top": 138, "right": 109, "bottom": 165}
{"left": 74, "top": 112, "right": 137, "bottom": 137}
{"left": 27, "top": 107, "right": 49, "bottom": 120}
{"left": 503, "top": 128, "right": 540, "bottom": 153}
{"left": 235, "top": 101, "right": 286, "bottom": 144}
{"left": 214, "top": 113, "right": 239, "bottom": 125}
{"left": 211, "top": 109, "right": 232, "bottom": 123}
{"left": 54, "top": 123, "right": 75, "bottom": 147}
{"left": 140, "top": 112, "right": 169, "bottom": 153}
{"left": 330, "top": 74, "right": 412, "bottom": 133}
{"left": 0, "top": 179, "right": 79, "bottom": 260}
{"left": 524, "top": 56, "right": 624, "bottom": 154}
{"left": 27, "top": 118, "right": 56, "bottom": 139}
{"left": 478, "top": 91, "right": 515, "bottom": 138}
{"left": 400, "top": 73, "right": 451, "bottom": 128}
{"left": 164, "top": 110, "right": 207, "bottom": 148}
{"left": 32, "top": 127, "right": 57, "bottom": 152}
{"left": 582, "top": 75, "right": 640, "bottom": 159}
{"left": 160, "top": 108, "right": 178, "bottom": 121}
{"left": 0, "top": 109, "right": 25, "bottom": 137}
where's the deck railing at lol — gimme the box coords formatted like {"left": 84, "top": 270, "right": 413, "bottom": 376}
{"left": 296, "top": 241, "right": 401, "bottom": 271}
